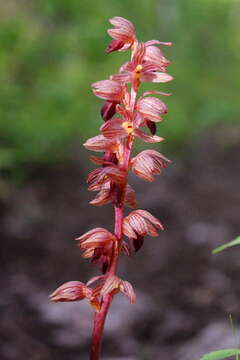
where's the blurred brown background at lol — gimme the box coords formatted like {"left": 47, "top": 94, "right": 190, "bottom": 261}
{"left": 1, "top": 0, "right": 240, "bottom": 359}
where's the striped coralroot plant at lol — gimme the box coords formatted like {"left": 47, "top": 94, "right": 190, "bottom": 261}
{"left": 50, "top": 16, "right": 173, "bottom": 360}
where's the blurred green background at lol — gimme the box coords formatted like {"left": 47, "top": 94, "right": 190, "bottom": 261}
{"left": 0, "top": 0, "right": 239, "bottom": 177}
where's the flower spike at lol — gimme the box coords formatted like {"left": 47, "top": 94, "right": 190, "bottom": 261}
{"left": 51, "top": 16, "right": 173, "bottom": 359}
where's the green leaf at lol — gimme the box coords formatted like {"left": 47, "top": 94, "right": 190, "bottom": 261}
{"left": 212, "top": 236, "right": 240, "bottom": 254}
{"left": 200, "top": 349, "right": 240, "bottom": 360}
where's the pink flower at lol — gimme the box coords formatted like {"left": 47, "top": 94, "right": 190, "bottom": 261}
{"left": 76, "top": 227, "right": 116, "bottom": 250}
{"left": 123, "top": 209, "right": 163, "bottom": 239}
{"left": 92, "top": 80, "right": 125, "bottom": 101}
{"left": 87, "top": 166, "right": 126, "bottom": 191}
{"left": 106, "top": 17, "right": 136, "bottom": 53}
{"left": 100, "top": 275, "right": 136, "bottom": 304}
{"left": 50, "top": 281, "right": 88, "bottom": 302}
{"left": 111, "top": 42, "right": 173, "bottom": 91}
{"left": 84, "top": 135, "right": 117, "bottom": 153}
{"left": 136, "top": 96, "right": 168, "bottom": 123}
{"left": 131, "top": 149, "right": 171, "bottom": 181}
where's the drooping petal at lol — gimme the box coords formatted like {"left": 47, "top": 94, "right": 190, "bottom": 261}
{"left": 92, "top": 80, "right": 124, "bottom": 101}
{"left": 141, "top": 72, "right": 173, "bottom": 83}
{"left": 134, "top": 128, "right": 164, "bottom": 143}
{"left": 76, "top": 227, "right": 116, "bottom": 249}
{"left": 106, "top": 39, "right": 125, "bottom": 53}
{"left": 137, "top": 96, "right": 167, "bottom": 122}
{"left": 100, "top": 118, "right": 128, "bottom": 139}
{"left": 84, "top": 135, "right": 117, "bottom": 152}
{"left": 124, "top": 184, "right": 137, "bottom": 208}
{"left": 122, "top": 241, "right": 131, "bottom": 256}
{"left": 107, "top": 17, "right": 135, "bottom": 44}
{"left": 89, "top": 184, "right": 112, "bottom": 206}
{"left": 100, "top": 275, "right": 121, "bottom": 297}
{"left": 123, "top": 209, "right": 163, "bottom": 239}
{"left": 87, "top": 166, "right": 126, "bottom": 191}
{"left": 49, "top": 281, "right": 88, "bottom": 302}
{"left": 119, "top": 280, "right": 136, "bottom": 304}
{"left": 131, "top": 149, "right": 170, "bottom": 182}
{"left": 145, "top": 40, "right": 172, "bottom": 47}
{"left": 144, "top": 45, "right": 170, "bottom": 71}
{"left": 110, "top": 73, "right": 131, "bottom": 83}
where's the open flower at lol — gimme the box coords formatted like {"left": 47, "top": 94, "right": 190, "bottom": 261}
{"left": 92, "top": 80, "right": 125, "bottom": 101}
{"left": 49, "top": 281, "right": 100, "bottom": 311}
{"left": 76, "top": 227, "right": 116, "bottom": 250}
{"left": 111, "top": 42, "right": 173, "bottom": 91}
{"left": 87, "top": 166, "right": 126, "bottom": 191}
{"left": 106, "top": 17, "right": 136, "bottom": 53}
{"left": 136, "top": 96, "right": 168, "bottom": 123}
{"left": 123, "top": 209, "right": 163, "bottom": 239}
{"left": 131, "top": 149, "right": 171, "bottom": 181}
{"left": 100, "top": 275, "right": 136, "bottom": 304}
{"left": 84, "top": 135, "right": 117, "bottom": 153}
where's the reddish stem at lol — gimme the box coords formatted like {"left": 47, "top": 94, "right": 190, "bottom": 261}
{"left": 89, "top": 85, "right": 137, "bottom": 360}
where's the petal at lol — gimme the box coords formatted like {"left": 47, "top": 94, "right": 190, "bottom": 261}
{"left": 134, "top": 128, "right": 164, "bottom": 143}
{"left": 100, "top": 118, "right": 128, "bottom": 139}
{"left": 119, "top": 280, "right": 136, "bottom": 304}
{"left": 87, "top": 166, "right": 126, "bottom": 191}
{"left": 110, "top": 73, "right": 131, "bottom": 83}
{"left": 123, "top": 209, "right": 163, "bottom": 239}
{"left": 49, "top": 281, "right": 87, "bottom": 302}
{"left": 100, "top": 275, "right": 121, "bottom": 297}
{"left": 106, "top": 39, "right": 125, "bottom": 53}
{"left": 142, "top": 72, "right": 173, "bottom": 83}
{"left": 137, "top": 96, "right": 167, "bottom": 121}
{"left": 131, "top": 149, "right": 170, "bottom": 182}
{"left": 76, "top": 227, "right": 116, "bottom": 249}
{"left": 145, "top": 40, "right": 172, "bottom": 47}
{"left": 109, "top": 17, "right": 135, "bottom": 33}
{"left": 84, "top": 135, "right": 117, "bottom": 152}
{"left": 124, "top": 184, "right": 137, "bottom": 208}
{"left": 92, "top": 80, "right": 124, "bottom": 101}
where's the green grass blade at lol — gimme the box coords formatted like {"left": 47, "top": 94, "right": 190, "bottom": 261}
{"left": 200, "top": 349, "right": 240, "bottom": 360}
{"left": 212, "top": 236, "right": 240, "bottom": 254}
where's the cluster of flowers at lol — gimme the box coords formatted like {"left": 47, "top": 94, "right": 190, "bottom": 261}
{"left": 50, "top": 16, "right": 172, "bottom": 320}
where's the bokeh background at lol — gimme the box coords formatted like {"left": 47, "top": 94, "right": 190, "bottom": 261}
{"left": 1, "top": 0, "right": 240, "bottom": 359}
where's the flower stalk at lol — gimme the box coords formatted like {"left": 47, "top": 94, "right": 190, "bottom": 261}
{"left": 50, "top": 16, "right": 173, "bottom": 360}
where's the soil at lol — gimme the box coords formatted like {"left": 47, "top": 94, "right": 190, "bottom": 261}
{"left": 1, "top": 126, "right": 240, "bottom": 360}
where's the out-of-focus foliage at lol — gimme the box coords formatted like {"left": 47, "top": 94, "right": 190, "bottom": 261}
{"left": 0, "top": 0, "right": 239, "bottom": 172}
{"left": 213, "top": 236, "right": 240, "bottom": 254}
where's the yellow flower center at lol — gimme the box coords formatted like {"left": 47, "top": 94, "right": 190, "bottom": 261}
{"left": 122, "top": 121, "right": 134, "bottom": 135}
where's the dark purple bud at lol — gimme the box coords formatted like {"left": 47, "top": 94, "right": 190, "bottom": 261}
{"left": 146, "top": 120, "right": 157, "bottom": 135}
{"left": 106, "top": 39, "right": 125, "bottom": 53}
{"left": 101, "top": 101, "right": 118, "bottom": 121}
{"left": 132, "top": 235, "right": 144, "bottom": 252}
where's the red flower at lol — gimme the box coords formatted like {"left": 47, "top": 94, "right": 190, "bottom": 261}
{"left": 106, "top": 17, "right": 136, "bottom": 53}
{"left": 131, "top": 149, "right": 171, "bottom": 181}
{"left": 100, "top": 275, "right": 136, "bottom": 304}
{"left": 87, "top": 166, "right": 126, "bottom": 191}
{"left": 123, "top": 209, "right": 163, "bottom": 239}
{"left": 92, "top": 80, "right": 125, "bottom": 101}
{"left": 111, "top": 42, "right": 173, "bottom": 91}
{"left": 76, "top": 227, "right": 116, "bottom": 250}
{"left": 84, "top": 135, "right": 117, "bottom": 153}
{"left": 136, "top": 96, "right": 168, "bottom": 123}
